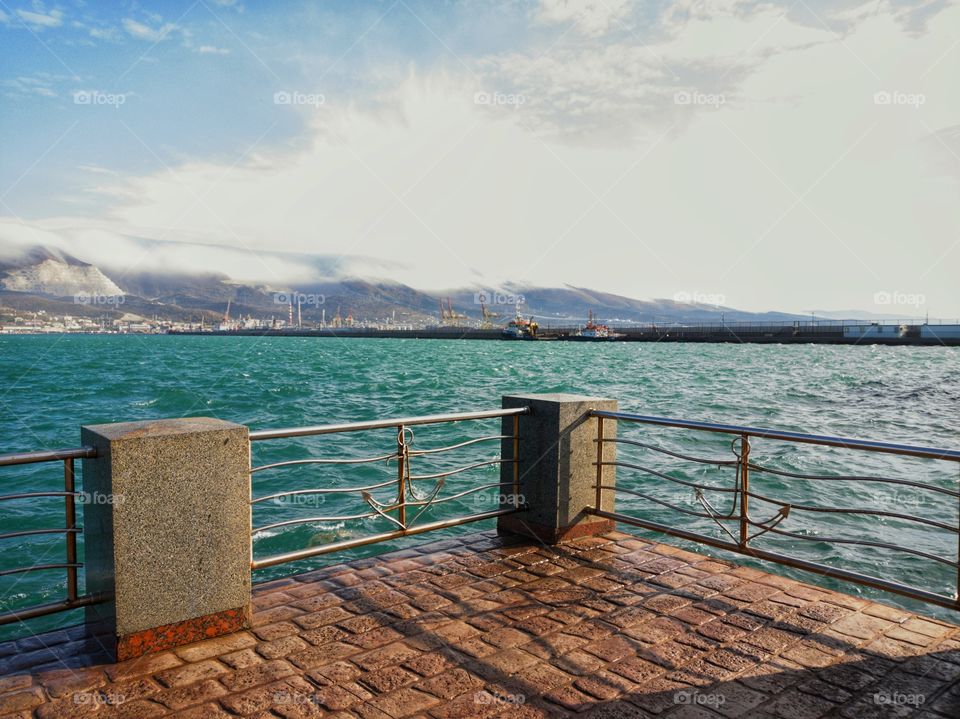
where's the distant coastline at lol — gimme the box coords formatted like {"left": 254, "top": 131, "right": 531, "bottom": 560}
{"left": 157, "top": 322, "right": 960, "bottom": 345}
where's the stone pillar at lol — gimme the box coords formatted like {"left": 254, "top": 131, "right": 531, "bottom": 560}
{"left": 498, "top": 393, "right": 617, "bottom": 543}
{"left": 81, "top": 418, "right": 251, "bottom": 660}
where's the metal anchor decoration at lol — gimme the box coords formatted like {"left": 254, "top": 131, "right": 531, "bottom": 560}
{"left": 361, "top": 425, "right": 446, "bottom": 531}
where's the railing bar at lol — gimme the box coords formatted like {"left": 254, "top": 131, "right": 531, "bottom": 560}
{"left": 0, "top": 528, "right": 81, "bottom": 540}
{"left": 743, "top": 519, "right": 960, "bottom": 568}
{"left": 0, "top": 492, "right": 80, "bottom": 501}
{"left": 250, "top": 478, "right": 400, "bottom": 504}
{"left": 595, "top": 484, "right": 720, "bottom": 520}
{"left": 0, "top": 563, "right": 82, "bottom": 577}
{"left": 597, "top": 459, "right": 959, "bottom": 499}
{"left": 744, "top": 491, "right": 959, "bottom": 533}
{"left": 251, "top": 507, "right": 523, "bottom": 569}
{"left": 590, "top": 410, "right": 960, "bottom": 462}
{"left": 749, "top": 463, "right": 960, "bottom": 497}
{"left": 251, "top": 453, "right": 399, "bottom": 473}
{"left": 409, "top": 435, "right": 511, "bottom": 456}
{"left": 363, "top": 483, "right": 515, "bottom": 513}
{"left": 408, "top": 458, "right": 506, "bottom": 481}
{"left": 586, "top": 508, "right": 960, "bottom": 612}
{"left": 403, "top": 482, "right": 514, "bottom": 507}
{"left": 252, "top": 512, "right": 379, "bottom": 534}
{"left": 249, "top": 407, "right": 530, "bottom": 441}
{"left": 0, "top": 593, "right": 106, "bottom": 626}
{"left": 600, "top": 436, "right": 739, "bottom": 466}
{"left": 596, "top": 461, "right": 739, "bottom": 493}
{"left": 0, "top": 447, "right": 96, "bottom": 466}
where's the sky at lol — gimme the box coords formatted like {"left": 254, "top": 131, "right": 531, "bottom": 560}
{"left": 0, "top": 0, "right": 957, "bottom": 316}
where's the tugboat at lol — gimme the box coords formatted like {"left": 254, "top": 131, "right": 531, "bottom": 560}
{"left": 573, "top": 310, "right": 621, "bottom": 341}
{"left": 502, "top": 304, "right": 538, "bottom": 340}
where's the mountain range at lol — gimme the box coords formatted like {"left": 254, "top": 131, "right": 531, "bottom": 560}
{"left": 0, "top": 244, "right": 806, "bottom": 325}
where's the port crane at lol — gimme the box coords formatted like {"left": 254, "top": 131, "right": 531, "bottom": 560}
{"left": 439, "top": 298, "right": 468, "bottom": 326}
{"left": 479, "top": 300, "right": 499, "bottom": 330}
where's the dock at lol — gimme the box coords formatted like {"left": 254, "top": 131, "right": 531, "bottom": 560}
{"left": 167, "top": 321, "right": 960, "bottom": 345}
{"left": 1, "top": 529, "right": 958, "bottom": 718}
{"left": 2, "top": 393, "right": 959, "bottom": 717}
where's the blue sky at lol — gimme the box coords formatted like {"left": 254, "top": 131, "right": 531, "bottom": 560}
{"left": 1, "top": 1, "right": 958, "bottom": 314}
{"left": 1, "top": 1, "right": 516, "bottom": 214}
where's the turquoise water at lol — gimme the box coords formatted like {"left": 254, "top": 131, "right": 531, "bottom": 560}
{"left": 0, "top": 334, "right": 958, "bottom": 638}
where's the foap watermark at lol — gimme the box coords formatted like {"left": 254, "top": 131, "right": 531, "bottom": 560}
{"left": 673, "top": 290, "right": 726, "bottom": 306}
{"left": 873, "top": 290, "right": 925, "bottom": 309}
{"left": 76, "top": 491, "right": 125, "bottom": 506}
{"left": 474, "top": 91, "right": 526, "bottom": 108}
{"left": 474, "top": 492, "right": 525, "bottom": 508}
{"left": 877, "top": 491, "right": 927, "bottom": 511}
{"left": 273, "top": 90, "right": 325, "bottom": 107}
{"left": 474, "top": 691, "right": 526, "bottom": 706}
{"left": 873, "top": 90, "right": 925, "bottom": 108}
{"left": 874, "top": 691, "right": 925, "bottom": 707}
{"left": 674, "top": 90, "right": 725, "bottom": 108}
{"left": 674, "top": 690, "right": 726, "bottom": 708}
{"left": 474, "top": 290, "right": 525, "bottom": 306}
{"left": 74, "top": 292, "right": 125, "bottom": 306}
{"left": 275, "top": 493, "right": 325, "bottom": 508}
{"left": 273, "top": 292, "right": 325, "bottom": 307}
{"left": 74, "top": 690, "right": 124, "bottom": 707}
{"left": 73, "top": 90, "right": 127, "bottom": 108}
{"left": 272, "top": 690, "right": 320, "bottom": 708}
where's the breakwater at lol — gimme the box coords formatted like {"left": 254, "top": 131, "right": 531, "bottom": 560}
{"left": 169, "top": 321, "right": 960, "bottom": 345}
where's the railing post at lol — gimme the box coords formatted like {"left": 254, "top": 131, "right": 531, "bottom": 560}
{"left": 63, "top": 458, "right": 77, "bottom": 602}
{"left": 595, "top": 416, "right": 604, "bottom": 512}
{"left": 81, "top": 418, "right": 251, "bottom": 661}
{"left": 739, "top": 433, "right": 750, "bottom": 549}
{"left": 498, "top": 393, "right": 617, "bottom": 544}
{"left": 397, "top": 425, "right": 407, "bottom": 528}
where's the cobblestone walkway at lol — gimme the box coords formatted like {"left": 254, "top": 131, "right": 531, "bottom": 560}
{"left": 1, "top": 529, "right": 958, "bottom": 718}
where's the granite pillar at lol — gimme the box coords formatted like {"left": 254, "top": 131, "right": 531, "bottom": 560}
{"left": 498, "top": 393, "right": 617, "bottom": 543}
{"left": 81, "top": 418, "right": 251, "bottom": 660}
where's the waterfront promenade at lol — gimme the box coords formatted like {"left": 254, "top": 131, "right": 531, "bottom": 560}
{"left": 1, "top": 528, "right": 958, "bottom": 718}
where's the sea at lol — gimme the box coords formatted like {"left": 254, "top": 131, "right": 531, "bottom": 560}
{"left": 1, "top": 334, "right": 958, "bottom": 638}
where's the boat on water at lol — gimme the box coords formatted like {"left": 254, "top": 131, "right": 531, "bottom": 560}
{"left": 502, "top": 305, "right": 539, "bottom": 339}
{"left": 572, "top": 310, "right": 622, "bottom": 341}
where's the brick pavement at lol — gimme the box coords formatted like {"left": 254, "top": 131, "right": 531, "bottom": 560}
{"left": 1, "top": 529, "right": 958, "bottom": 718}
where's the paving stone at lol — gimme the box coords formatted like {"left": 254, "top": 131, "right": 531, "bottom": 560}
{"left": 765, "top": 688, "right": 837, "bottom": 719}
{"left": 7, "top": 530, "right": 960, "bottom": 719}
{"left": 155, "top": 659, "right": 227, "bottom": 688}
{"left": 414, "top": 668, "right": 482, "bottom": 699}
{"left": 360, "top": 665, "right": 417, "bottom": 694}
{"left": 218, "top": 659, "right": 295, "bottom": 692}
{"left": 153, "top": 677, "right": 226, "bottom": 710}
{"left": 173, "top": 632, "right": 257, "bottom": 663}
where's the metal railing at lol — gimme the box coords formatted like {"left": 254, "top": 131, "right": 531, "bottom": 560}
{"left": 249, "top": 407, "right": 528, "bottom": 569}
{"left": 587, "top": 410, "right": 960, "bottom": 611}
{"left": 0, "top": 446, "right": 105, "bottom": 625}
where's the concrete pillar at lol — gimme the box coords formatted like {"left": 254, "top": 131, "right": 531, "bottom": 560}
{"left": 498, "top": 393, "right": 617, "bottom": 543}
{"left": 81, "top": 418, "right": 250, "bottom": 660}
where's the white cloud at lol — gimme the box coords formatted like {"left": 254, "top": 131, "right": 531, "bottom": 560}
{"left": 15, "top": 8, "right": 64, "bottom": 29}
{"left": 197, "top": 45, "right": 230, "bottom": 55}
{"left": 122, "top": 18, "right": 178, "bottom": 42}
{"left": 4, "top": 1, "right": 958, "bottom": 314}
{"left": 535, "top": 0, "right": 632, "bottom": 37}
{"left": 89, "top": 26, "right": 119, "bottom": 41}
